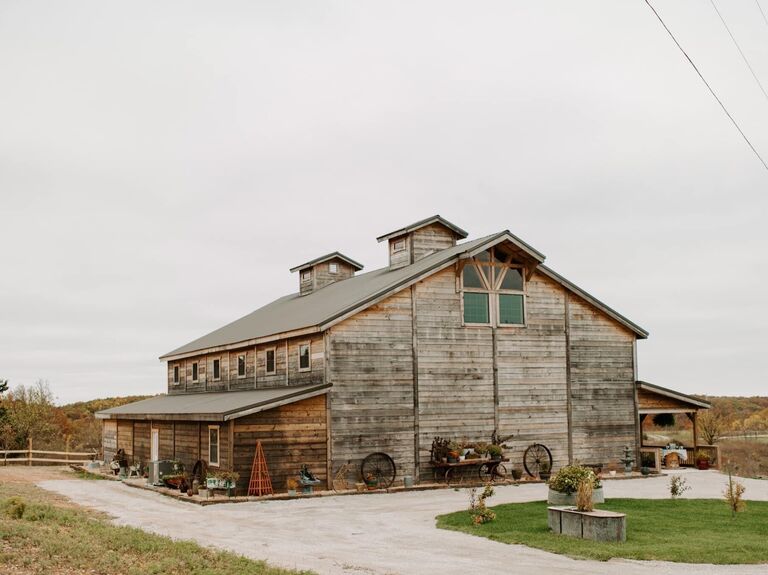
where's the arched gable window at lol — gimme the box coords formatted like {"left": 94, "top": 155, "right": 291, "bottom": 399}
{"left": 462, "top": 247, "right": 525, "bottom": 326}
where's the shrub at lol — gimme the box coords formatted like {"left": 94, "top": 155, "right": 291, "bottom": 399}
{"left": 695, "top": 450, "right": 711, "bottom": 462}
{"left": 548, "top": 465, "right": 601, "bottom": 495}
{"left": 724, "top": 470, "right": 746, "bottom": 517}
{"left": 575, "top": 479, "right": 594, "bottom": 512}
{"left": 486, "top": 445, "right": 503, "bottom": 458}
{"left": 669, "top": 475, "right": 690, "bottom": 499}
{"left": 2, "top": 496, "right": 26, "bottom": 519}
{"left": 468, "top": 484, "right": 496, "bottom": 525}
{"left": 653, "top": 413, "right": 676, "bottom": 428}
{"left": 640, "top": 451, "right": 656, "bottom": 467}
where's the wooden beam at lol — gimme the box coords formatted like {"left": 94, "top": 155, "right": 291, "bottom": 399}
{"left": 564, "top": 292, "right": 573, "bottom": 464}
{"left": 631, "top": 339, "right": 642, "bottom": 466}
{"left": 324, "top": 330, "right": 333, "bottom": 490}
{"left": 411, "top": 285, "right": 421, "bottom": 481}
{"left": 491, "top": 326, "right": 499, "bottom": 433}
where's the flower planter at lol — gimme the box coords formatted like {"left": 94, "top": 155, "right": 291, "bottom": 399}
{"left": 548, "top": 506, "right": 626, "bottom": 542}
{"left": 206, "top": 478, "right": 235, "bottom": 490}
{"left": 547, "top": 487, "right": 604, "bottom": 506}
{"left": 696, "top": 459, "right": 710, "bottom": 470}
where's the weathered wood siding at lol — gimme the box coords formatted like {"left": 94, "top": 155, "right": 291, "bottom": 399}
{"left": 496, "top": 274, "right": 569, "bottom": 471}
{"left": 314, "top": 260, "right": 355, "bottom": 290}
{"left": 568, "top": 295, "right": 636, "bottom": 465}
{"left": 328, "top": 290, "right": 415, "bottom": 482}
{"left": 637, "top": 389, "right": 693, "bottom": 411}
{"left": 133, "top": 421, "right": 151, "bottom": 463}
{"left": 388, "top": 236, "right": 411, "bottom": 269}
{"left": 117, "top": 420, "right": 134, "bottom": 460}
{"left": 167, "top": 335, "right": 324, "bottom": 394}
{"left": 102, "top": 420, "right": 117, "bottom": 461}
{"left": 411, "top": 223, "right": 456, "bottom": 261}
{"left": 413, "top": 268, "right": 496, "bottom": 480}
{"left": 233, "top": 395, "right": 328, "bottom": 493}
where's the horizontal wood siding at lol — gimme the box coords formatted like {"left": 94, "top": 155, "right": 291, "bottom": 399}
{"left": 415, "top": 268, "right": 495, "bottom": 479}
{"left": 411, "top": 223, "right": 456, "bottom": 261}
{"left": 102, "top": 420, "right": 117, "bottom": 461}
{"left": 497, "top": 274, "right": 569, "bottom": 472}
{"left": 133, "top": 421, "right": 151, "bottom": 464}
{"left": 568, "top": 296, "right": 636, "bottom": 466}
{"left": 233, "top": 395, "right": 328, "bottom": 493}
{"left": 155, "top": 422, "right": 174, "bottom": 461}
{"left": 117, "top": 420, "right": 134, "bottom": 459}
{"left": 174, "top": 423, "right": 200, "bottom": 470}
{"left": 329, "top": 290, "right": 415, "bottom": 483}
{"left": 637, "top": 389, "right": 694, "bottom": 411}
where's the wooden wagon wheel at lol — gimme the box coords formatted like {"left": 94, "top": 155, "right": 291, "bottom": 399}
{"left": 360, "top": 452, "right": 396, "bottom": 488}
{"left": 523, "top": 443, "right": 552, "bottom": 477}
{"left": 191, "top": 459, "right": 208, "bottom": 486}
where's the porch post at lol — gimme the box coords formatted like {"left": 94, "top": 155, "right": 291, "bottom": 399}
{"left": 692, "top": 411, "right": 698, "bottom": 449}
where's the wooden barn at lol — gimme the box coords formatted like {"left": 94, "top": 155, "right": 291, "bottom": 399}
{"left": 97, "top": 215, "right": 695, "bottom": 493}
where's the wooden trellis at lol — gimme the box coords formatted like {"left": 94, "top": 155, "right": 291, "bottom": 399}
{"left": 247, "top": 441, "right": 273, "bottom": 496}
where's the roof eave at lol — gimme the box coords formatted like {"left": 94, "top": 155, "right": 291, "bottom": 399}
{"left": 289, "top": 251, "right": 364, "bottom": 273}
{"left": 376, "top": 215, "right": 469, "bottom": 243}
{"left": 636, "top": 381, "right": 711, "bottom": 409}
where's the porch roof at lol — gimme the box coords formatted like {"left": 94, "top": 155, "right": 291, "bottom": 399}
{"left": 95, "top": 383, "right": 331, "bottom": 422}
{"left": 636, "top": 381, "right": 711, "bottom": 414}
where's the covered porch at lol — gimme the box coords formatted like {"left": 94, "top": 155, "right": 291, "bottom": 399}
{"left": 636, "top": 381, "right": 717, "bottom": 471}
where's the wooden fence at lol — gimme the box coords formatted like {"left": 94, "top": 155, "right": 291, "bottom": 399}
{"left": 1, "top": 438, "right": 98, "bottom": 466}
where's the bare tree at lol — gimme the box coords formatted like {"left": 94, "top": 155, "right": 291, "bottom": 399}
{"left": 698, "top": 409, "right": 725, "bottom": 445}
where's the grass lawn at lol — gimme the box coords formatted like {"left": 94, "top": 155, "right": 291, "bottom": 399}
{"left": 437, "top": 498, "right": 768, "bottom": 564}
{"left": 0, "top": 479, "right": 314, "bottom": 575}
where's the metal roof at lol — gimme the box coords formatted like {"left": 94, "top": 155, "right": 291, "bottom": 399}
{"left": 289, "top": 251, "right": 364, "bottom": 273}
{"left": 95, "top": 383, "right": 331, "bottom": 421}
{"left": 160, "top": 230, "right": 649, "bottom": 360}
{"left": 376, "top": 214, "right": 469, "bottom": 242}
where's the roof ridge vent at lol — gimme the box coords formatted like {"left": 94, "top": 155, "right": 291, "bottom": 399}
{"left": 290, "top": 251, "right": 363, "bottom": 296}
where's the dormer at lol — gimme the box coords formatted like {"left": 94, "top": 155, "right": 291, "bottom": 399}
{"left": 377, "top": 215, "right": 468, "bottom": 269}
{"left": 290, "top": 252, "right": 364, "bottom": 296}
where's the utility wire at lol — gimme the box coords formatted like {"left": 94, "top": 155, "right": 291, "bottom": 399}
{"left": 644, "top": 0, "right": 768, "bottom": 171}
{"left": 710, "top": 0, "right": 768, "bottom": 104}
{"left": 756, "top": 0, "right": 768, "bottom": 29}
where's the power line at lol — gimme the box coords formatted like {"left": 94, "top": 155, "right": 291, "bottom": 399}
{"left": 710, "top": 0, "right": 768, "bottom": 104}
{"left": 644, "top": 0, "right": 768, "bottom": 171}
{"left": 756, "top": 0, "right": 768, "bottom": 29}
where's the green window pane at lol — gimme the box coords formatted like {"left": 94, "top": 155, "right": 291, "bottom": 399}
{"left": 499, "top": 294, "right": 524, "bottom": 324}
{"left": 464, "top": 292, "right": 489, "bottom": 323}
{"left": 463, "top": 265, "right": 484, "bottom": 288}
{"left": 499, "top": 268, "right": 523, "bottom": 290}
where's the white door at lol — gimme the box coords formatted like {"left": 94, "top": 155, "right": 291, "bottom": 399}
{"left": 151, "top": 428, "right": 159, "bottom": 461}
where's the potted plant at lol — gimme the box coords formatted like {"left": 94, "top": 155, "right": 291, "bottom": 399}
{"left": 447, "top": 441, "right": 461, "bottom": 463}
{"left": 695, "top": 450, "right": 711, "bottom": 470}
{"left": 539, "top": 461, "right": 551, "bottom": 481}
{"left": 547, "top": 465, "right": 603, "bottom": 505}
{"left": 510, "top": 468, "right": 522, "bottom": 481}
{"left": 487, "top": 444, "right": 503, "bottom": 462}
{"left": 364, "top": 473, "right": 379, "bottom": 489}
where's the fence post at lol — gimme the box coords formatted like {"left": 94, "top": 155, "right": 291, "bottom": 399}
{"left": 65, "top": 436, "right": 70, "bottom": 463}
{"left": 28, "top": 437, "right": 32, "bottom": 466}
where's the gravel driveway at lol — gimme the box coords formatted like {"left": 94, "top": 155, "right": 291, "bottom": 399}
{"left": 38, "top": 470, "right": 767, "bottom": 575}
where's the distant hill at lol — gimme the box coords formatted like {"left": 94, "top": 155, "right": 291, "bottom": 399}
{"left": 59, "top": 395, "right": 155, "bottom": 418}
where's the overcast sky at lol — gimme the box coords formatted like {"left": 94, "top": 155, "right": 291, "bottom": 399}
{"left": 1, "top": 1, "right": 767, "bottom": 404}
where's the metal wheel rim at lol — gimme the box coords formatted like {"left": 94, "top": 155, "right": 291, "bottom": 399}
{"left": 360, "top": 452, "right": 396, "bottom": 488}
{"left": 523, "top": 443, "right": 552, "bottom": 477}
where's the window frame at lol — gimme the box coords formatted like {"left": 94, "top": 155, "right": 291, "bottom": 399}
{"left": 298, "top": 342, "right": 311, "bottom": 372}
{"left": 392, "top": 238, "right": 406, "bottom": 253}
{"left": 191, "top": 361, "right": 199, "bottom": 382}
{"left": 328, "top": 262, "right": 338, "bottom": 274}
{"left": 301, "top": 270, "right": 312, "bottom": 282}
{"left": 461, "top": 247, "right": 527, "bottom": 328}
{"left": 173, "top": 365, "right": 180, "bottom": 384}
{"left": 212, "top": 357, "right": 221, "bottom": 381}
{"left": 208, "top": 425, "right": 220, "bottom": 467}
{"left": 265, "top": 347, "right": 276, "bottom": 375}
{"left": 237, "top": 353, "right": 246, "bottom": 378}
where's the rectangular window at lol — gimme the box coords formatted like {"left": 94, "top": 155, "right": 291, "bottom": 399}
{"left": 499, "top": 294, "right": 524, "bottom": 325}
{"left": 191, "top": 362, "right": 198, "bottom": 382}
{"left": 463, "top": 292, "right": 489, "bottom": 324}
{"left": 237, "top": 354, "right": 246, "bottom": 378}
{"left": 329, "top": 263, "right": 338, "bottom": 273}
{"left": 173, "top": 365, "right": 179, "bottom": 384}
{"left": 392, "top": 239, "right": 406, "bottom": 252}
{"left": 208, "top": 426, "right": 220, "bottom": 467}
{"left": 266, "top": 349, "right": 276, "bottom": 374}
{"left": 213, "top": 358, "right": 220, "bottom": 381}
{"left": 299, "top": 343, "right": 311, "bottom": 371}
{"left": 301, "top": 270, "right": 311, "bottom": 281}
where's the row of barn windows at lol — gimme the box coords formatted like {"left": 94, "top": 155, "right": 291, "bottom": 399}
{"left": 172, "top": 343, "right": 311, "bottom": 384}
{"left": 462, "top": 247, "right": 525, "bottom": 326}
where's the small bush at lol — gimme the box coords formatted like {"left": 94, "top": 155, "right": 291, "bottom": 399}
{"left": 548, "top": 465, "right": 601, "bottom": 495}
{"left": 2, "top": 496, "right": 26, "bottom": 519}
{"left": 724, "top": 470, "right": 746, "bottom": 517}
{"left": 669, "top": 475, "right": 690, "bottom": 499}
{"left": 468, "top": 484, "right": 496, "bottom": 525}
{"left": 653, "top": 413, "right": 676, "bottom": 428}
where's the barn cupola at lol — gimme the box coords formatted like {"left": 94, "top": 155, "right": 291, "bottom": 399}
{"left": 290, "top": 252, "right": 364, "bottom": 296}
{"left": 377, "top": 215, "right": 468, "bottom": 270}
